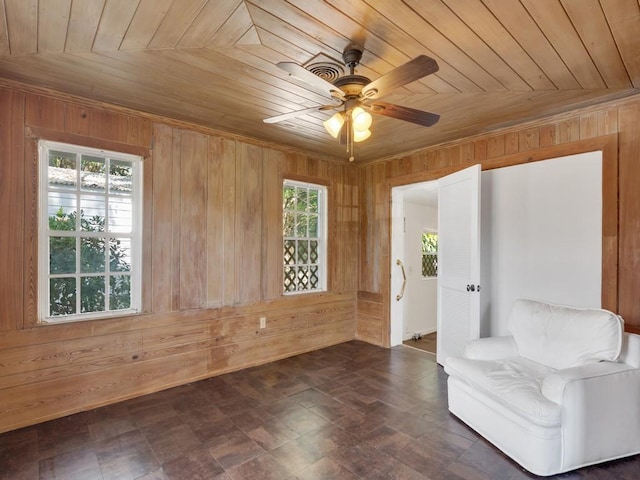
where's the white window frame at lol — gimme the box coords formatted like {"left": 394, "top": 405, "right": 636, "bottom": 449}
{"left": 283, "top": 179, "right": 327, "bottom": 295}
{"left": 38, "top": 140, "right": 143, "bottom": 323}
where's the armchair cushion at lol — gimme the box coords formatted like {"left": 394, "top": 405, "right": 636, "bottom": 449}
{"left": 445, "top": 356, "right": 559, "bottom": 427}
{"left": 508, "top": 299, "right": 624, "bottom": 370}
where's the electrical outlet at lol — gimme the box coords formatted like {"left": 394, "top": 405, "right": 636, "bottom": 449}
{"left": 260, "top": 317, "right": 266, "bottom": 329}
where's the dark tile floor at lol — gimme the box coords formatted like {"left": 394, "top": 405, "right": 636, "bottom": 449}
{"left": 1, "top": 341, "right": 639, "bottom": 479}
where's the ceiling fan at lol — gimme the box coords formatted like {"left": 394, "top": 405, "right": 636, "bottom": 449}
{"left": 264, "top": 42, "right": 441, "bottom": 161}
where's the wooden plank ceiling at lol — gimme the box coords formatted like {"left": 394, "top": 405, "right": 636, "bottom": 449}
{"left": 0, "top": 0, "right": 638, "bottom": 162}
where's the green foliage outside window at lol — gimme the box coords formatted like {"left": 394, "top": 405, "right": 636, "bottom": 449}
{"left": 48, "top": 208, "right": 131, "bottom": 316}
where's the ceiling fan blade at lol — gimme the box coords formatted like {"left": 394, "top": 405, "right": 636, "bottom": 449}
{"left": 263, "top": 105, "right": 336, "bottom": 124}
{"left": 366, "top": 101, "right": 440, "bottom": 127}
{"left": 277, "top": 62, "right": 345, "bottom": 100}
{"left": 361, "top": 55, "right": 439, "bottom": 100}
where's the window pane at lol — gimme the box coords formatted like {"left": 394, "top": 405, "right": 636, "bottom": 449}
{"left": 284, "top": 240, "right": 296, "bottom": 265}
{"left": 50, "top": 277, "right": 76, "bottom": 316}
{"left": 308, "top": 189, "right": 319, "bottom": 213}
{"left": 110, "top": 160, "right": 133, "bottom": 195}
{"left": 296, "top": 213, "right": 307, "bottom": 237}
{"left": 48, "top": 151, "right": 77, "bottom": 190}
{"left": 297, "top": 266, "right": 309, "bottom": 290}
{"left": 308, "top": 213, "right": 318, "bottom": 237}
{"left": 110, "top": 275, "right": 131, "bottom": 309}
{"left": 50, "top": 237, "right": 76, "bottom": 274}
{"left": 283, "top": 185, "right": 296, "bottom": 210}
{"left": 81, "top": 237, "right": 105, "bottom": 273}
{"left": 297, "top": 240, "right": 308, "bottom": 264}
{"left": 309, "top": 241, "right": 318, "bottom": 264}
{"left": 48, "top": 194, "right": 77, "bottom": 231}
{"left": 309, "top": 265, "right": 319, "bottom": 289}
{"left": 110, "top": 238, "right": 132, "bottom": 272}
{"left": 80, "top": 195, "right": 106, "bottom": 232}
{"left": 283, "top": 211, "right": 295, "bottom": 237}
{"left": 296, "top": 188, "right": 308, "bottom": 211}
{"left": 284, "top": 266, "right": 296, "bottom": 292}
{"left": 81, "top": 155, "right": 106, "bottom": 192}
{"left": 422, "top": 254, "right": 438, "bottom": 277}
{"left": 81, "top": 276, "right": 105, "bottom": 313}
{"left": 109, "top": 196, "right": 133, "bottom": 233}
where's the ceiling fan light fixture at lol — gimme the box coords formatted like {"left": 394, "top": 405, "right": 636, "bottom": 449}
{"left": 351, "top": 107, "right": 372, "bottom": 132}
{"left": 353, "top": 128, "right": 371, "bottom": 143}
{"left": 323, "top": 112, "right": 345, "bottom": 138}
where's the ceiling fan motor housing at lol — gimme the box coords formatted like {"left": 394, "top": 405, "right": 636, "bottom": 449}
{"left": 333, "top": 75, "right": 371, "bottom": 97}
{"left": 342, "top": 42, "right": 364, "bottom": 68}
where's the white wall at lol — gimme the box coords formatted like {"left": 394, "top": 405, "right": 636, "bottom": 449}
{"left": 480, "top": 151, "right": 603, "bottom": 335}
{"left": 403, "top": 201, "right": 438, "bottom": 338}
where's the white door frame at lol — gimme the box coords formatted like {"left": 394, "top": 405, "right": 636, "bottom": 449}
{"left": 390, "top": 181, "right": 439, "bottom": 347}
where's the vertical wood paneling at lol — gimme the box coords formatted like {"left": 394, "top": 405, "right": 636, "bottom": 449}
{"left": 557, "top": 118, "right": 580, "bottom": 143}
{"left": 64, "top": 104, "right": 90, "bottom": 136}
{"left": 601, "top": 137, "right": 619, "bottom": 312}
{"left": 0, "top": 89, "right": 25, "bottom": 330}
{"left": 0, "top": 85, "right": 359, "bottom": 434}
{"left": 328, "top": 163, "right": 341, "bottom": 292}
{"left": 221, "top": 139, "right": 237, "bottom": 306}
{"left": 25, "top": 95, "right": 65, "bottom": 130}
{"left": 170, "top": 130, "right": 182, "bottom": 310}
{"left": 179, "top": 131, "right": 208, "bottom": 310}
{"left": 519, "top": 128, "right": 540, "bottom": 151}
{"left": 262, "top": 148, "right": 285, "bottom": 300}
{"left": 617, "top": 104, "right": 640, "bottom": 328}
{"left": 151, "top": 124, "right": 174, "bottom": 313}
{"left": 235, "top": 142, "right": 263, "bottom": 304}
{"left": 206, "top": 137, "right": 225, "bottom": 307}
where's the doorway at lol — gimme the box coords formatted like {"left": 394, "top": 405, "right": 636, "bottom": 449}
{"left": 390, "top": 181, "right": 439, "bottom": 353}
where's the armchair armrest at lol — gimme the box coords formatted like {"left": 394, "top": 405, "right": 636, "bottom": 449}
{"left": 541, "top": 361, "right": 633, "bottom": 404}
{"left": 463, "top": 336, "right": 518, "bottom": 360}
{"left": 541, "top": 361, "right": 640, "bottom": 469}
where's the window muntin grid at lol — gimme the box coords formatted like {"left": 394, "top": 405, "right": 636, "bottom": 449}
{"left": 39, "top": 140, "right": 142, "bottom": 322}
{"left": 283, "top": 180, "right": 326, "bottom": 294}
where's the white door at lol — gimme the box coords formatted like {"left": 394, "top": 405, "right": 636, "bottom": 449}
{"left": 436, "top": 164, "right": 482, "bottom": 365}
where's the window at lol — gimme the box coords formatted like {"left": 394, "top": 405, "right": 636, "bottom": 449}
{"left": 422, "top": 231, "right": 438, "bottom": 278}
{"left": 283, "top": 180, "right": 327, "bottom": 294}
{"left": 38, "top": 140, "right": 143, "bottom": 322}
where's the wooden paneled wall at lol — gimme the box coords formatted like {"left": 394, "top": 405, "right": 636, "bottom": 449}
{"left": 357, "top": 99, "right": 640, "bottom": 346}
{"left": 0, "top": 86, "right": 359, "bottom": 433}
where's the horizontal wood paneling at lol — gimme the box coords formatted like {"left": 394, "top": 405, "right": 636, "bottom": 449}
{"left": 357, "top": 99, "right": 640, "bottom": 345}
{"left": 0, "top": 85, "right": 359, "bottom": 433}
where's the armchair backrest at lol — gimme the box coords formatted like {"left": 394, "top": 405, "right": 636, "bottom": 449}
{"left": 619, "top": 333, "right": 640, "bottom": 368}
{"left": 507, "top": 299, "right": 624, "bottom": 370}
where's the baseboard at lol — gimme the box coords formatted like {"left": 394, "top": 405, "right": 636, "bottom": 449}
{"left": 403, "top": 328, "right": 436, "bottom": 341}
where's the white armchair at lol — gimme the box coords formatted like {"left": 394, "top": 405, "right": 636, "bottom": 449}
{"left": 444, "top": 299, "right": 640, "bottom": 476}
